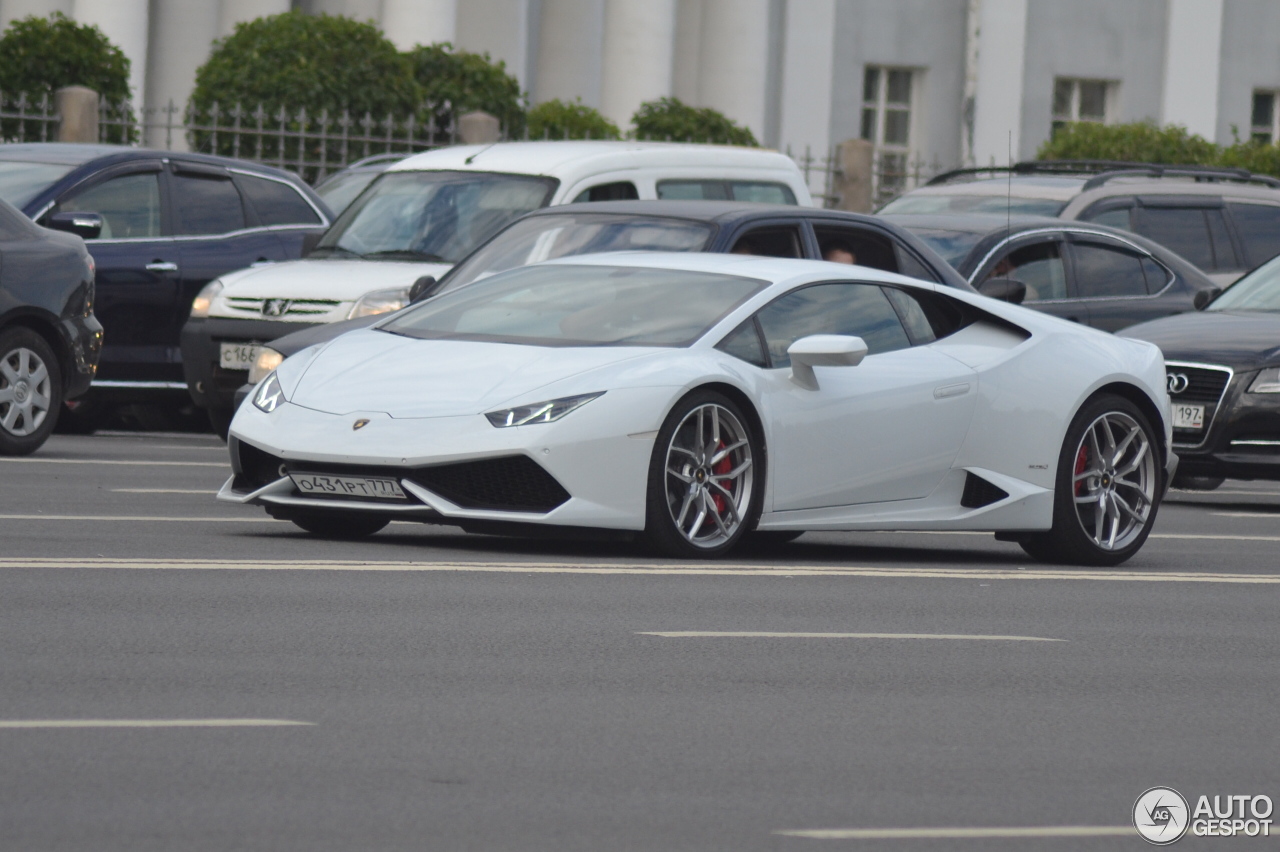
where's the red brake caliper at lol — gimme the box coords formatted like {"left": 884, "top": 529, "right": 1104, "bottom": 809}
{"left": 712, "top": 440, "right": 732, "bottom": 513}
{"left": 1073, "top": 445, "right": 1089, "bottom": 496}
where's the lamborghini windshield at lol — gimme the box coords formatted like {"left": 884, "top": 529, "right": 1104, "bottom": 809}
{"left": 382, "top": 264, "right": 765, "bottom": 347}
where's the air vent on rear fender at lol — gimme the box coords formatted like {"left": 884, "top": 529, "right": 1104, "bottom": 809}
{"left": 961, "top": 472, "right": 1009, "bottom": 509}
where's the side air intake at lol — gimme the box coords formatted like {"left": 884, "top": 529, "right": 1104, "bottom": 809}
{"left": 960, "top": 472, "right": 1009, "bottom": 509}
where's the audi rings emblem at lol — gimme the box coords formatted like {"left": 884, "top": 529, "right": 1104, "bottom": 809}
{"left": 1167, "top": 373, "right": 1190, "bottom": 395}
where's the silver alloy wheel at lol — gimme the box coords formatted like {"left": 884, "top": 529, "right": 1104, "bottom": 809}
{"left": 663, "top": 403, "right": 754, "bottom": 548}
{"left": 1071, "top": 410, "right": 1156, "bottom": 551}
{"left": 0, "top": 346, "right": 52, "bottom": 437}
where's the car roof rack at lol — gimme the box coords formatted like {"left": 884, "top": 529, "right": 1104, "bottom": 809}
{"left": 926, "top": 160, "right": 1280, "bottom": 190}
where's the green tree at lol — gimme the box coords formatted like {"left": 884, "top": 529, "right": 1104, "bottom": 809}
{"left": 1036, "top": 121, "right": 1219, "bottom": 165}
{"left": 406, "top": 43, "right": 526, "bottom": 138}
{"left": 527, "top": 98, "right": 619, "bottom": 140}
{"left": 631, "top": 97, "right": 757, "bottom": 146}
{"left": 0, "top": 12, "right": 132, "bottom": 141}
{"left": 189, "top": 12, "right": 419, "bottom": 168}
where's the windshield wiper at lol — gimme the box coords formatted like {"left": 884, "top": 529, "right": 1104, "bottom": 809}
{"left": 308, "top": 245, "right": 360, "bottom": 259}
{"left": 360, "top": 249, "right": 448, "bottom": 262}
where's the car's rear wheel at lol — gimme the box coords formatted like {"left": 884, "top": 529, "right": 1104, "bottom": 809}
{"left": 1172, "top": 474, "right": 1224, "bottom": 492}
{"left": 0, "top": 328, "right": 61, "bottom": 456}
{"left": 644, "top": 390, "right": 760, "bottom": 558}
{"left": 289, "top": 512, "right": 389, "bottom": 539}
{"left": 1021, "top": 394, "right": 1161, "bottom": 566}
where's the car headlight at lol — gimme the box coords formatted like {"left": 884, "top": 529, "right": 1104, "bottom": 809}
{"left": 348, "top": 287, "right": 410, "bottom": 319}
{"left": 252, "top": 372, "right": 286, "bottom": 413}
{"left": 248, "top": 347, "right": 284, "bottom": 384}
{"left": 485, "top": 392, "right": 604, "bottom": 427}
{"left": 1248, "top": 367, "right": 1280, "bottom": 393}
{"left": 190, "top": 279, "right": 223, "bottom": 318}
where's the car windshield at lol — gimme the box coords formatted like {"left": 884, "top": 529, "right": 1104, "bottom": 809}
{"left": 0, "top": 160, "right": 75, "bottom": 208}
{"left": 901, "top": 227, "right": 985, "bottom": 268}
{"left": 880, "top": 194, "right": 1066, "bottom": 217}
{"left": 314, "top": 169, "right": 383, "bottom": 215}
{"left": 1208, "top": 253, "right": 1280, "bottom": 311}
{"left": 311, "top": 170, "right": 558, "bottom": 263}
{"left": 382, "top": 264, "right": 765, "bottom": 347}
{"left": 438, "top": 213, "right": 715, "bottom": 293}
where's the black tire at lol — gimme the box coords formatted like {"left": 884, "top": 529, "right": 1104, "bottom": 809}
{"left": 1172, "top": 474, "right": 1224, "bottom": 492}
{"left": 0, "top": 328, "right": 62, "bottom": 456}
{"left": 1020, "top": 394, "right": 1162, "bottom": 567}
{"left": 55, "top": 399, "right": 109, "bottom": 435}
{"left": 289, "top": 512, "right": 389, "bottom": 539}
{"left": 744, "top": 530, "right": 804, "bottom": 548}
{"left": 644, "top": 389, "right": 762, "bottom": 559}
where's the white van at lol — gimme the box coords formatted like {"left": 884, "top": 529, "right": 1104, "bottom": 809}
{"left": 181, "top": 141, "right": 811, "bottom": 430}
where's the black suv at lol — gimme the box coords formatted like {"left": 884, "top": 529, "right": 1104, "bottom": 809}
{"left": 0, "top": 197, "right": 101, "bottom": 454}
{"left": 0, "top": 144, "right": 331, "bottom": 430}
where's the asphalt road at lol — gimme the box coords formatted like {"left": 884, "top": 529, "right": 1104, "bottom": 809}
{"left": 1, "top": 433, "right": 1277, "bottom": 851}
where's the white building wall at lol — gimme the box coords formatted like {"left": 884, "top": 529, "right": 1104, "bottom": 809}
{"left": 144, "top": 0, "right": 218, "bottom": 150}
{"left": 0, "top": 0, "right": 72, "bottom": 31}
{"left": 778, "top": 0, "right": 834, "bottom": 179}
{"left": 599, "top": 0, "right": 675, "bottom": 131}
{"left": 382, "top": 0, "right": 457, "bottom": 50}
{"left": 1160, "top": 0, "right": 1223, "bottom": 139}
{"left": 971, "top": 0, "right": 1028, "bottom": 166}
{"left": 533, "top": 0, "right": 604, "bottom": 108}
{"left": 218, "top": 0, "right": 290, "bottom": 38}
{"left": 1214, "top": 0, "right": 1280, "bottom": 145}
{"left": 456, "top": 0, "right": 533, "bottom": 89}
{"left": 696, "top": 0, "right": 769, "bottom": 140}
{"left": 73, "top": 0, "right": 148, "bottom": 109}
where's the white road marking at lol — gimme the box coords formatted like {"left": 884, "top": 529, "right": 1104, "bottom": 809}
{"left": 0, "top": 458, "right": 226, "bottom": 467}
{"left": 638, "top": 631, "right": 1064, "bottom": 642}
{"left": 0, "top": 719, "right": 312, "bottom": 729}
{"left": 1152, "top": 532, "right": 1280, "bottom": 541}
{"left": 1212, "top": 512, "right": 1280, "bottom": 519}
{"left": 111, "top": 489, "right": 219, "bottom": 494}
{"left": 0, "top": 515, "right": 279, "bottom": 523}
{"left": 775, "top": 825, "right": 1132, "bottom": 840}
{"left": 0, "top": 557, "right": 1278, "bottom": 583}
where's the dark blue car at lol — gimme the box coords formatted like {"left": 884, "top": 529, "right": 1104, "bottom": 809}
{"left": 0, "top": 144, "right": 332, "bottom": 430}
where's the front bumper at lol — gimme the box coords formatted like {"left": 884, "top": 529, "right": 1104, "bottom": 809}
{"left": 181, "top": 317, "right": 319, "bottom": 412}
{"left": 56, "top": 313, "right": 103, "bottom": 400}
{"left": 1172, "top": 372, "right": 1280, "bottom": 481}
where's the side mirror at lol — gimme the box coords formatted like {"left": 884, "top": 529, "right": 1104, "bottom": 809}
{"left": 408, "top": 275, "right": 437, "bottom": 304}
{"left": 46, "top": 211, "right": 102, "bottom": 240}
{"left": 1193, "top": 286, "right": 1221, "bottom": 311}
{"left": 787, "top": 334, "right": 867, "bottom": 390}
{"left": 300, "top": 231, "right": 324, "bottom": 257}
{"left": 978, "top": 277, "right": 1027, "bottom": 305}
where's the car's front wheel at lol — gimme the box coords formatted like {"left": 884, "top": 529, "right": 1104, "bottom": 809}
{"left": 1021, "top": 394, "right": 1161, "bottom": 566}
{"left": 289, "top": 512, "right": 389, "bottom": 539}
{"left": 0, "top": 328, "right": 61, "bottom": 456}
{"left": 644, "top": 390, "right": 760, "bottom": 558}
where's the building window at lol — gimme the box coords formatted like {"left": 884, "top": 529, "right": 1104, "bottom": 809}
{"left": 1251, "top": 91, "right": 1279, "bottom": 144}
{"left": 1051, "top": 78, "right": 1113, "bottom": 136}
{"left": 861, "top": 67, "right": 915, "bottom": 201}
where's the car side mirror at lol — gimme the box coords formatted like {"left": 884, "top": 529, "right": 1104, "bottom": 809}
{"left": 1193, "top": 287, "right": 1221, "bottom": 311}
{"left": 408, "top": 275, "right": 437, "bottom": 304}
{"left": 300, "top": 231, "right": 324, "bottom": 257}
{"left": 978, "top": 277, "right": 1027, "bottom": 305}
{"left": 787, "top": 334, "right": 867, "bottom": 390}
{"left": 46, "top": 211, "right": 102, "bottom": 241}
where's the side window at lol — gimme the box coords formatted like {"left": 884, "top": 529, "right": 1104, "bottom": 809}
{"left": 1205, "top": 209, "right": 1239, "bottom": 269}
{"left": 883, "top": 287, "right": 937, "bottom": 344}
{"left": 1071, "top": 241, "right": 1150, "bottom": 298}
{"left": 1227, "top": 202, "right": 1280, "bottom": 266}
{"left": 756, "top": 283, "right": 910, "bottom": 368}
{"left": 171, "top": 173, "right": 246, "bottom": 235}
{"left": 812, "top": 225, "right": 902, "bottom": 275}
{"left": 236, "top": 174, "right": 322, "bottom": 226}
{"left": 570, "top": 182, "right": 639, "bottom": 203}
{"left": 1084, "top": 207, "right": 1133, "bottom": 230}
{"left": 53, "top": 172, "right": 161, "bottom": 239}
{"left": 716, "top": 319, "right": 768, "bottom": 367}
{"left": 657, "top": 180, "right": 797, "bottom": 204}
{"left": 984, "top": 240, "right": 1067, "bottom": 301}
{"left": 1133, "top": 207, "right": 1215, "bottom": 270}
{"left": 730, "top": 225, "right": 803, "bottom": 258}
{"left": 1141, "top": 257, "right": 1171, "bottom": 292}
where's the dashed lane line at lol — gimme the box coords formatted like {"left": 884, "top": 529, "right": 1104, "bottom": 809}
{"left": 0, "top": 458, "right": 226, "bottom": 467}
{"left": 0, "top": 515, "right": 277, "bottom": 522}
{"left": 774, "top": 826, "right": 1133, "bottom": 840}
{"left": 0, "top": 719, "right": 312, "bottom": 729}
{"left": 638, "top": 631, "right": 1065, "bottom": 642}
{"left": 110, "top": 489, "right": 220, "bottom": 494}
{"left": 0, "top": 557, "right": 1278, "bottom": 583}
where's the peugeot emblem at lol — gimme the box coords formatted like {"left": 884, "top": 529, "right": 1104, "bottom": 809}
{"left": 1167, "top": 373, "right": 1190, "bottom": 395}
{"left": 352, "top": 418, "right": 370, "bottom": 431}
{"left": 262, "top": 298, "right": 290, "bottom": 317}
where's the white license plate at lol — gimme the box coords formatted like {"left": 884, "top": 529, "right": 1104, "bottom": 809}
{"left": 219, "top": 342, "right": 260, "bottom": 371}
{"left": 290, "top": 473, "right": 406, "bottom": 500}
{"left": 1172, "top": 404, "right": 1205, "bottom": 430}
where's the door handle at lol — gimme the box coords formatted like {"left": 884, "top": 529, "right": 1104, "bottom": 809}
{"left": 146, "top": 261, "right": 178, "bottom": 273}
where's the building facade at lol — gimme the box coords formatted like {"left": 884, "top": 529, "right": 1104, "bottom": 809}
{"left": 2, "top": 0, "right": 1280, "bottom": 188}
